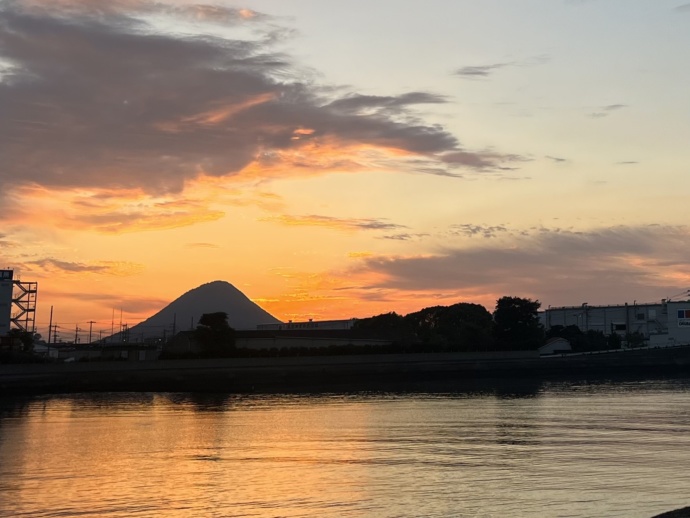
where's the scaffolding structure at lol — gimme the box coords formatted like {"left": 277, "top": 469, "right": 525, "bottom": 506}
{"left": 1, "top": 269, "right": 38, "bottom": 335}
{"left": 12, "top": 279, "right": 38, "bottom": 333}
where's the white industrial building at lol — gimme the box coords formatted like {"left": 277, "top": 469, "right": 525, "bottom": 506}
{"left": 543, "top": 299, "right": 690, "bottom": 347}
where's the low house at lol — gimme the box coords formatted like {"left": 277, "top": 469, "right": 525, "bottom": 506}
{"left": 539, "top": 337, "right": 572, "bottom": 356}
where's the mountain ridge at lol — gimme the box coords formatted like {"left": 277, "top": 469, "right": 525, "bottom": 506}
{"left": 119, "top": 280, "right": 281, "bottom": 340}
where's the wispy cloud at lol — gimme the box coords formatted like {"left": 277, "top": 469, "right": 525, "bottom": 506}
{"left": 3, "top": 186, "right": 226, "bottom": 233}
{"left": 264, "top": 214, "right": 408, "bottom": 232}
{"left": 379, "top": 233, "right": 429, "bottom": 241}
{"left": 24, "top": 258, "right": 144, "bottom": 276}
{"left": 588, "top": 104, "right": 628, "bottom": 118}
{"left": 326, "top": 92, "right": 447, "bottom": 114}
{"left": 441, "top": 150, "right": 529, "bottom": 170}
{"left": 454, "top": 55, "right": 548, "bottom": 79}
{"left": 0, "top": 233, "right": 18, "bottom": 249}
{"left": 448, "top": 224, "right": 509, "bottom": 239}
{"left": 674, "top": 3, "right": 690, "bottom": 13}
{"left": 454, "top": 62, "right": 513, "bottom": 78}
{"left": 546, "top": 155, "right": 568, "bottom": 163}
{"left": 40, "top": 288, "right": 169, "bottom": 316}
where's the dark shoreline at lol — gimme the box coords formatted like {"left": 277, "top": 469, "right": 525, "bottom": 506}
{"left": 2, "top": 346, "right": 690, "bottom": 395}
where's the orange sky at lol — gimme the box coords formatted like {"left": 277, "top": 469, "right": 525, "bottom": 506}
{"left": 2, "top": 0, "right": 689, "bottom": 339}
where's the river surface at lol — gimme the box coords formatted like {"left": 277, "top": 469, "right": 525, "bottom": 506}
{"left": 1, "top": 379, "right": 690, "bottom": 517}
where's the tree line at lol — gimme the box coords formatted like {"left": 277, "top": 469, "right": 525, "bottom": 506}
{"left": 353, "top": 296, "right": 544, "bottom": 352}
{"left": 160, "top": 297, "right": 548, "bottom": 359}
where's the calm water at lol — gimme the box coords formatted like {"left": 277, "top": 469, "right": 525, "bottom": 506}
{"left": 1, "top": 380, "right": 690, "bottom": 517}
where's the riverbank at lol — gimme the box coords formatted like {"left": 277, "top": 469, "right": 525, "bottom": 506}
{"left": 653, "top": 507, "right": 690, "bottom": 518}
{"left": 2, "top": 346, "right": 690, "bottom": 394}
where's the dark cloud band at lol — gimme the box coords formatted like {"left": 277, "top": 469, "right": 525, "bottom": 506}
{"left": 0, "top": 0, "right": 520, "bottom": 210}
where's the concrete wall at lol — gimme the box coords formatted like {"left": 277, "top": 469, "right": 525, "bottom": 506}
{"left": 236, "top": 336, "right": 392, "bottom": 350}
{"left": 56, "top": 346, "right": 160, "bottom": 362}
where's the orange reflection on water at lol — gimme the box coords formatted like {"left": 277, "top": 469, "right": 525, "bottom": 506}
{"left": 0, "top": 394, "right": 377, "bottom": 517}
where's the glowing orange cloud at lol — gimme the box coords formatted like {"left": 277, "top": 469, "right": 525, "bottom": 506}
{"left": 9, "top": 184, "right": 225, "bottom": 234}
{"left": 182, "top": 93, "right": 276, "bottom": 125}
{"left": 155, "top": 93, "right": 276, "bottom": 131}
{"left": 238, "top": 8, "right": 256, "bottom": 19}
{"left": 238, "top": 137, "right": 421, "bottom": 182}
{"left": 291, "top": 128, "right": 316, "bottom": 140}
{"left": 22, "top": 259, "right": 144, "bottom": 277}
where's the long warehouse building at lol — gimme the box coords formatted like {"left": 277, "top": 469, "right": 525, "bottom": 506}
{"left": 543, "top": 299, "right": 690, "bottom": 347}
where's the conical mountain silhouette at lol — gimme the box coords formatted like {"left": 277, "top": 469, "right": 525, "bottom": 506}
{"left": 123, "top": 281, "right": 281, "bottom": 340}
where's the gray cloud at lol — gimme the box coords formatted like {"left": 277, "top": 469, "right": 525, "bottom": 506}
{"left": 674, "top": 4, "right": 690, "bottom": 13}
{"left": 588, "top": 104, "right": 628, "bottom": 118}
{"left": 379, "top": 233, "right": 429, "bottom": 241}
{"left": 449, "top": 224, "right": 509, "bottom": 239}
{"left": 25, "top": 258, "right": 111, "bottom": 273}
{"left": 454, "top": 55, "right": 549, "bottom": 79}
{"left": 265, "top": 214, "right": 408, "bottom": 232}
{"left": 356, "top": 225, "right": 690, "bottom": 306}
{"left": 546, "top": 156, "right": 567, "bottom": 163}
{"left": 441, "top": 151, "right": 523, "bottom": 169}
{"left": 326, "top": 92, "right": 447, "bottom": 114}
{"left": 0, "top": 233, "right": 18, "bottom": 249}
{"left": 353, "top": 219, "right": 406, "bottom": 231}
{"left": 22, "top": 257, "right": 143, "bottom": 275}
{"left": 455, "top": 63, "right": 513, "bottom": 78}
{"left": 0, "top": 0, "right": 519, "bottom": 208}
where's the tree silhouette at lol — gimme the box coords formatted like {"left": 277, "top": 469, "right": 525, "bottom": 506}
{"left": 493, "top": 296, "right": 544, "bottom": 350}
{"left": 195, "top": 312, "right": 235, "bottom": 356}
{"left": 405, "top": 303, "right": 494, "bottom": 351}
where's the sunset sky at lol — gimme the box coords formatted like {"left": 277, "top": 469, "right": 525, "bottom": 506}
{"left": 2, "top": 0, "right": 690, "bottom": 338}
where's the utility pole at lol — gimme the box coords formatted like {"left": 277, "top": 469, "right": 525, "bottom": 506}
{"left": 88, "top": 321, "right": 96, "bottom": 344}
{"left": 74, "top": 324, "right": 80, "bottom": 344}
{"left": 172, "top": 313, "right": 177, "bottom": 336}
{"left": 47, "top": 305, "right": 54, "bottom": 344}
